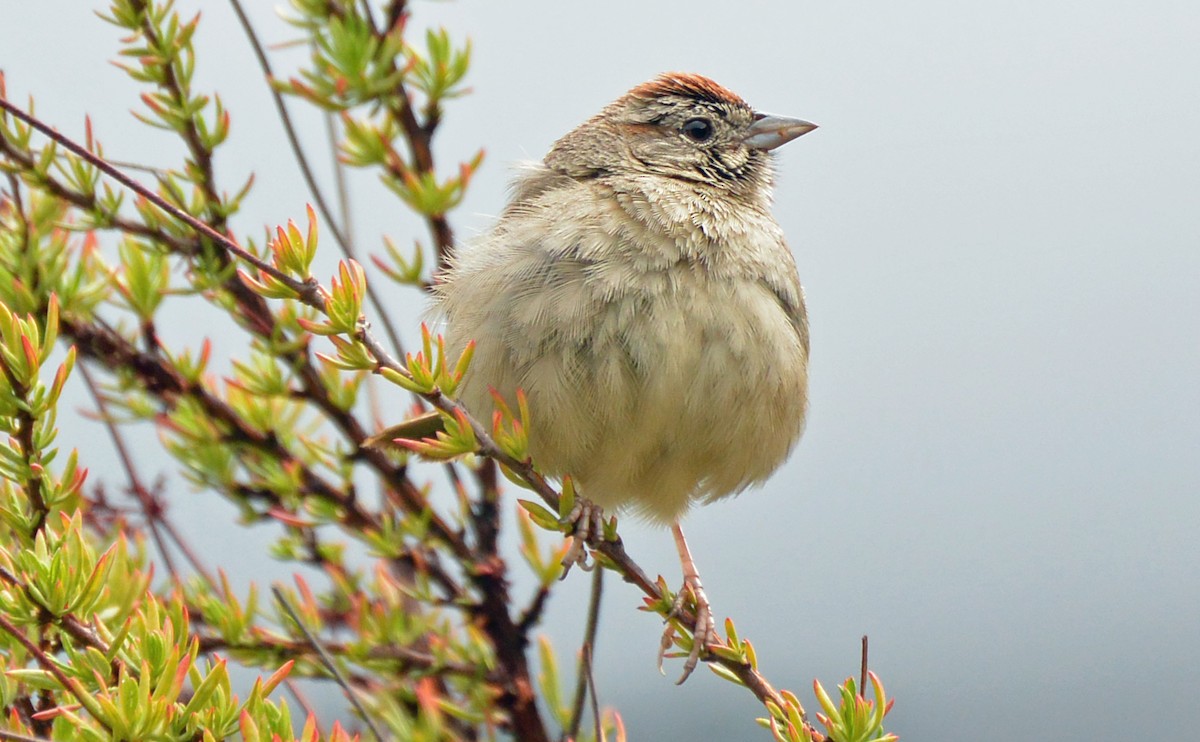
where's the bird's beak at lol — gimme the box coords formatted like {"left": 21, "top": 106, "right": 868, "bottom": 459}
{"left": 743, "top": 113, "right": 818, "bottom": 151}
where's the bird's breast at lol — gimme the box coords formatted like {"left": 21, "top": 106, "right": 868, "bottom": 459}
{"left": 517, "top": 259, "right": 809, "bottom": 523}
{"left": 443, "top": 186, "right": 809, "bottom": 523}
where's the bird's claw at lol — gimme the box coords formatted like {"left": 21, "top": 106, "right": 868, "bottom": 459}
{"left": 559, "top": 498, "right": 603, "bottom": 579}
{"left": 657, "top": 576, "right": 717, "bottom": 684}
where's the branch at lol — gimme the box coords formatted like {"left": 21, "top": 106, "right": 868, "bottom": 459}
{"left": 77, "top": 361, "right": 191, "bottom": 586}
{"left": 226, "top": 0, "right": 409, "bottom": 361}
{"left": 0, "top": 95, "right": 324, "bottom": 308}
{"left": 272, "top": 586, "right": 385, "bottom": 742}
{"left": 0, "top": 614, "right": 114, "bottom": 736}
{"left": 198, "top": 632, "right": 502, "bottom": 684}
{"left": 0, "top": 95, "right": 476, "bottom": 564}
{"left": 0, "top": 177, "right": 48, "bottom": 533}
{"left": 129, "top": 0, "right": 224, "bottom": 224}
{"left": 565, "top": 568, "right": 603, "bottom": 741}
{"left": 361, "top": 3, "right": 456, "bottom": 269}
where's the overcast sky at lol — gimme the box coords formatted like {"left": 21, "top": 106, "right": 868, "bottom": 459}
{"left": 3, "top": 1, "right": 1198, "bottom": 740}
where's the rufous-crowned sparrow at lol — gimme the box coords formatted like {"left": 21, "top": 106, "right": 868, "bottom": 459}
{"left": 435, "top": 72, "right": 816, "bottom": 680}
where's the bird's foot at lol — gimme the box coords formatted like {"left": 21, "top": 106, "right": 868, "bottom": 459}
{"left": 559, "top": 498, "right": 604, "bottom": 579}
{"left": 658, "top": 573, "right": 718, "bottom": 684}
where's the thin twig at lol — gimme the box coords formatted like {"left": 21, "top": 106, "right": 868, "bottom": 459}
{"left": 861, "top": 634, "right": 869, "bottom": 694}
{"left": 359, "top": 0, "right": 377, "bottom": 29}
{"left": 517, "top": 583, "right": 551, "bottom": 635}
{"left": 226, "top": 0, "right": 350, "bottom": 252}
{"left": 360, "top": 1, "right": 456, "bottom": 270}
{"left": 77, "top": 361, "right": 184, "bottom": 585}
{"left": 586, "top": 644, "right": 601, "bottom": 742}
{"left": 154, "top": 513, "right": 219, "bottom": 590}
{"left": 104, "top": 158, "right": 168, "bottom": 175}
{"left": 0, "top": 613, "right": 114, "bottom": 736}
{"left": 0, "top": 137, "right": 194, "bottom": 253}
{"left": 130, "top": 0, "right": 224, "bottom": 223}
{"left": 283, "top": 678, "right": 320, "bottom": 734}
{"left": 199, "top": 633, "right": 501, "bottom": 682}
{"left": 226, "top": 0, "right": 409, "bottom": 359}
{"left": 565, "top": 567, "right": 604, "bottom": 742}
{"left": 0, "top": 95, "right": 325, "bottom": 308}
{"left": 324, "top": 109, "right": 355, "bottom": 257}
{"left": 272, "top": 585, "right": 385, "bottom": 742}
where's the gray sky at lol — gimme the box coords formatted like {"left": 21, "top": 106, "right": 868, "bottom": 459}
{"left": 3, "top": 1, "right": 1199, "bottom": 739}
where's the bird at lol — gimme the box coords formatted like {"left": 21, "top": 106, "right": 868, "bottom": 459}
{"left": 432, "top": 72, "right": 815, "bottom": 680}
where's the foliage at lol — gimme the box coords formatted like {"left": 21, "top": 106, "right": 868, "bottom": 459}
{"left": 0, "top": 1, "right": 896, "bottom": 740}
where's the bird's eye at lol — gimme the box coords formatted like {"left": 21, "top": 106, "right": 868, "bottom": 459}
{"left": 681, "top": 118, "right": 714, "bottom": 142}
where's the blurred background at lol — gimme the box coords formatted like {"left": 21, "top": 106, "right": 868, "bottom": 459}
{"left": 3, "top": 1, "right": 1198, "bottom": 739}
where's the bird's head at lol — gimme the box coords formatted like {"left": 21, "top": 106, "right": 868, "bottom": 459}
{"left": 545, "top": 72, "right": 817, "bottom": 200}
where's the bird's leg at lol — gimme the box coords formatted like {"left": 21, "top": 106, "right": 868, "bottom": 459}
{"left": 659, "top": 521, "right": 718, "bottom": 684}
{"left": 560, "top": 498, "right": 604, "bottom": 578}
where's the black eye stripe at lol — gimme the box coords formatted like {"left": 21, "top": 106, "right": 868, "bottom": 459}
{"left": 681, "top": 118, "right": 714, "bottom": 142}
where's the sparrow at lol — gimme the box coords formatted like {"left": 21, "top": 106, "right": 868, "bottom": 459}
{"left": 434, "top": 72, "right": 815, "bottom": 680}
